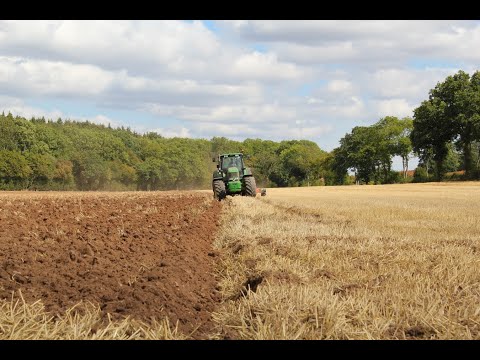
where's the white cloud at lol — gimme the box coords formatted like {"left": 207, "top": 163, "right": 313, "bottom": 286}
{"left": 0, "top": 20, "right": 303, "bottom": 84}
{"left": 0, "top": 95, "right": 64, "bottom": 120}
{"left": 224, "top": 20, "right": 480, "bottom": 66}
{"left": 222, "top": 20, "right": 249, "bottom": 30}
{"left": 367, "top": 68, "right": 459, "bottom": 100}
{"left": 265, "top": 123, "right": 334, "bottom": 139}
{"left": 231, "top": 51, "right": 303, "bottom": 81}
{"left": 323, "top": 96, "right": 366, "bottom": 119}
{"left": 327, "top": 79, "right": 353, "bottom": 93}
{"left": 190, "top": 120, "right": 333, "bottom": 141}
{"left": 151, "top": 126, "right": 191, "bottom": 138}
{"left": 90, "top": 115, "right": 118, "bottom": 127}
{"left": 0, "top": 56, "right": 113, "bottom": 97}
{"left": 270, "top": 42, "right": 357, "bottom": 64}
{"left": 233, "top": 20, "right": 416, "bottom": 41}
{"left": 306, "top": 97, "right": 323, "bottom": 104}
{"left": 0, "top": 20, "right": 221, "bottom": 76}
{"left": 144, "top": 103, "right": 296, "bottom": 123}
{"left": 0, "top": 96, "right": 119, "bottom": 127}
{"left": 191, "top": 122, "right": 259, "bottom": 139}
{"left": 305, "top": 84, "right": 367, "bottom": 121}
{"left": 0, "top": 55, "right": 267, "bottom": 108}
{"left": 373, "top": 99, "right": 413, "bottom": 118}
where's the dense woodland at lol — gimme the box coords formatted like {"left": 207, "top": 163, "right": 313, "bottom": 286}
{"left": 0, "top": 112, "right": 334, "bottom": 190}
{"left": 1, "top": 70, "right": 479, "bottom": 191}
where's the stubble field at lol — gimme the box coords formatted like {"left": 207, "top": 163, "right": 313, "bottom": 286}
{"left": 212, "top": 182, "right": 480, "bottom": 339}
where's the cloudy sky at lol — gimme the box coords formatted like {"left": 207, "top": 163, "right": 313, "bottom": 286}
{"left": 1, "top": 20, "right": 479, "bottom": 168}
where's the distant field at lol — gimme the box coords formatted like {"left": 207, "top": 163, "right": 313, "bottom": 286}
{"left": 212, "top": 182, "right": 480, "bottom": 339}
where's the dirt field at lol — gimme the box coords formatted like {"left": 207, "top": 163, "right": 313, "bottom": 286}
{"left": 0, "top": 191, "right": 221, "bottom": 338}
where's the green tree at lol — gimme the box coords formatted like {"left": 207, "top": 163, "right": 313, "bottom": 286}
{"left": 72, "top": 152, "right": 111, "bottom": 190}
{"left": 376, "top": 116, "right": 413, "bottom": 178}
{"left": 0, "top": 112, "right": 19, "bottom": 151}
{"left": 412, "top": 70, "right": 480, "bottom": 179}
{"left": 278, "top": 140, "right": 327, "bottom": 186}
{"left": 330, "top": 146, "right": 350, "bottom": 185}
{"left": 336, "top": 126, "right": 380, "bottom": 184}
{"left": 472, "top": 141, "right": 480, "bottom": 176}
{"left": 417, "top": 142, "right": 460, "bottom": 179}
{"left": 135, "top": 157, "right": 174, "bottom": 191}
{"left": 53, "top": 160, "right": 75, "bottom": 189}
{"left": 432, "top": 70, "right": 474, "bottom": 176}
{"left": 211, "top": 137, "right": 242, "bottom": 157}
{"left": 241, "top": 139, "right": 279, "bottom": 187}
{"left": 24, "top": 152, "right": 55, "bottom": 188}
{"left": 109, "top": 161, "right": 137, "bottom": 189}
{"left": 0, "top": 150, "right": 32, "bottom": 189}
{"left": 454, "top": 71, "right": 480, "bottom": 177}
{"left": 411, "top": 98, "right": 453, "bottom": 180}
{"left": 13, "top": 117, "right": 36, "bottom": 153}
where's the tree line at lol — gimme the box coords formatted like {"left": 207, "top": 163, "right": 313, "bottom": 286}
{"left": 411, "top": 70, "right": 480, "bottom": 180}
{"left": 331, "top": 69, "right": 480, "bottom": 184}
{"left": 0, "top": 113, "right": 333, "bottom": 190}
{"left": 1, "top": 70, "right": 479, "bottom": 190}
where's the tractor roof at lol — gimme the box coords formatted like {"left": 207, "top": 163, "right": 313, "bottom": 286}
{"left": 220, "top": 153, "right": 243, "bottom": 157}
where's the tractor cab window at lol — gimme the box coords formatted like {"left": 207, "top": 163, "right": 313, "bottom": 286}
{"left": 222, "top": 156, "right": 242, "bottom": 171}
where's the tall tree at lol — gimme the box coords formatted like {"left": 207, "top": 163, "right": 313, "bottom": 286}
{"left": 0, "top": 150, "right": 32, "bottom": 189}
{"left": 278, "top": 140, "right": 327, "bottom": 186}
{"left": 376, "top": 116, "right": 413, "bottom": 178}
{"left": 335, "top": 126, "right": 380, "bottom": 184}
{"left": 432, "top": 70, "right": 473, "bottom": 176}
{"left": 413, "top": 70, "right": 480, "bottom": 179}
{"left": 454, "top": 71, "right": 480, "bottom": 177}
{"left": 411, "top": 98, "right": 453, "bottom": 180}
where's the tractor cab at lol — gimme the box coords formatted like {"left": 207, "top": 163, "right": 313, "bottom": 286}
{"left": 220, "top": 154, "right": 244, "bottom": 176}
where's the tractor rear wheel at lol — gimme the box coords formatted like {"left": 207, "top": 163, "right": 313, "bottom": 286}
{"left": 244, "top": 176, "right": 257, "bottom": 197}
{"left": 213, "top": 180, "right": 226, "bottom": 201}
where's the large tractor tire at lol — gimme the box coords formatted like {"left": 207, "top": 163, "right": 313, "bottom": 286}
{"left": 213, "top": 180, "right": 226, "bottom": 201}
{"left": 244, "top": 176, "right": 257, "bottom": 197}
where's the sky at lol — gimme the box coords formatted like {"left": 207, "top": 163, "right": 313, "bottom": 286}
{"left": 1, "top": 20, "right": 480, "bottom": 170}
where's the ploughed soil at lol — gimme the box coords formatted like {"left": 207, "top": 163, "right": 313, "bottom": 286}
{"left": 0, "top": 191, "right": 222, "bottom": 338}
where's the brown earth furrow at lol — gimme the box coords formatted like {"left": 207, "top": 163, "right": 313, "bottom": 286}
{"left": 0, "top": 191, "right": 222, "bottom": 338}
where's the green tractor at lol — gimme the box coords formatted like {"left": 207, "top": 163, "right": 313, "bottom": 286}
{"left": 212, "top": 153, "right": 257, "bottom": 201}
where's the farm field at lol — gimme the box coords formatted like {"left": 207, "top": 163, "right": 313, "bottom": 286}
{"left": 211, "top": 182, "right": 480, "bottom": 339}
{"left": 1, "top": 182, "right": 479, "bottom": 339}
{"left": 0, "top": 191, "right": 221, "bottom": 339}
